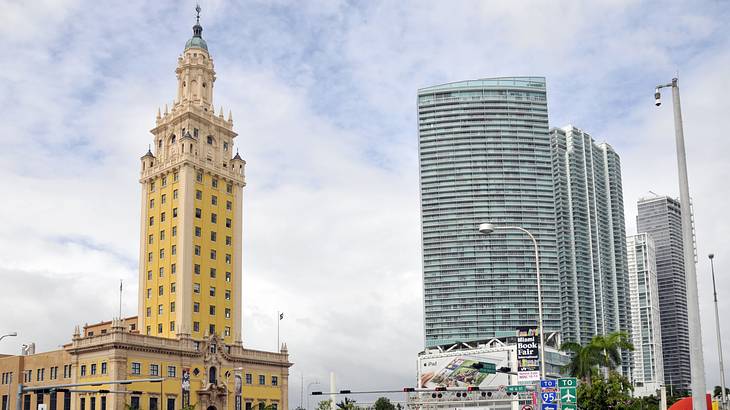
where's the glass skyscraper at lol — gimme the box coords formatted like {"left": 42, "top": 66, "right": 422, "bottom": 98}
{"left": 418, "top": 77, "right": 560, "bottom": 347}
{"left": 637, "top": 196, "right": 692, "bottom": 392}
{"left": 550, "top": 126, "right": 630, "bottom": 347}
{"left": 627, "top": 233, "right": 664, "bottom": 397}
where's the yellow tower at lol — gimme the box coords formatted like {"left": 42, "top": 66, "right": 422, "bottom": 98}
{"left": 138, "top": 11, "right": 245, "bottom": 345}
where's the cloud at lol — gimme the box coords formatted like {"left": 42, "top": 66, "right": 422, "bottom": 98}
{"left": 1, "top": 0, "right": 729, "bottom": 406}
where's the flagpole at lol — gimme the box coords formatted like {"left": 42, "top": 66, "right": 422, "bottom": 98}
{"left": 277, "top": 311, "right": 280, "bottom": 352}
{"left": 119, "top": 280, "right": 123, "bottom": 319}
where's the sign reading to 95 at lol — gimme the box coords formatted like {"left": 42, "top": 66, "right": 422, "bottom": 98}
{"left": 540, "top": 392, "right": 556, "bottom": 403}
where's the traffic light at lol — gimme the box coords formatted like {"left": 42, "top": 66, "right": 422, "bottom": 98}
{"left": 311, "top": 392, "right": 323, "bottom": 396}
{"left": 403, "top": 388, "right": 415, "bottom": 392}
{"left": 467, "top": 387, "right": 480, "bottom": 392}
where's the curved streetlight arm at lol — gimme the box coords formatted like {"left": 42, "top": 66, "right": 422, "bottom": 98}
{"left": 481, "top": 225, "right": 546, "bottom": 380}
{"left": 0, "top": 332, "right": 18, "bottom": 342}
{"left": 306, "top": 381, "right": 321, "bottom": 410}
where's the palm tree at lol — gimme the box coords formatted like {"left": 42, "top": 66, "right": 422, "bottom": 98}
{"left": 559, "top": 340, "right": 601, "bottom": 384}
{"left": 560, "top": 331, "right": 634, "bottom": 384}
{"left": 336, "top": 398, "right": 357, "bottom": 410}
{"left": 590, "top": 332, "right": 633, "bottom": 371}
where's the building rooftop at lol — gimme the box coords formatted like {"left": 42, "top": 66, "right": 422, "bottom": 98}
{"left": 418, "top": 76, "right": 546, "bottom": 93}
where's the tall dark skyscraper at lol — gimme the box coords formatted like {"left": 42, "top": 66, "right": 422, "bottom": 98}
{"left": 636, "top": 196, "right": 692, "bottom": 391}
{"left": 418, "top": 77, "right": 560, "bottom": 347}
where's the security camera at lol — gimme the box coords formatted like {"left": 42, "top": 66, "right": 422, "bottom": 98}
{"left": 654, "top": 89, "right": 661, "bottom": 106}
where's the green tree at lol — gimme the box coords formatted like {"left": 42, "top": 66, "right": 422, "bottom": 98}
{"left": 714, "top": 385, "right": 730, "bottom": 398}
{"left": 591, "top": 332, "right": 633, "bottom": 371}
{"left": 560, "top": 340, "right": 601, "bottom": 384}
{"left": 577, "top": 371, "right": 634, "bottom": 410}
{"left": 315, "top": 400, "right": 332, "bottom": 410}
{"left": 373, "top": 397, "right": 395, "bottom": 410}
{"left": 560, "top": 331, "right": 634, "bottom": 384}
{"left": 253, "top": 403, "right": 277, "bottom": 410}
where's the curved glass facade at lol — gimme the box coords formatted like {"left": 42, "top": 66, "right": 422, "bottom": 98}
{"left": 418, "top": 77, "right": 560, "bottom": 347}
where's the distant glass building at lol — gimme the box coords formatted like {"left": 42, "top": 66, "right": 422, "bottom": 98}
{"left": 627, "top": 233, "right": 664, "bottom": 397}
{"left": 550, "top": 126, "right": 631, "bottom": 346}
{"left": 636, "top": 196, "right": 691, "bottom": 391}
{"left": 418, "top": 77, "right": 560, "bottom": 347}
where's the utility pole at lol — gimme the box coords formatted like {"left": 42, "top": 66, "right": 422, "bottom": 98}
{"left": 709, "top": 254, "right": 727, "bottom": 409}
{"left": 655, "top": 78, "right": 706, "bottom": 409}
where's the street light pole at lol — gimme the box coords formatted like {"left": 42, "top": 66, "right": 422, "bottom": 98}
{"left": 306, "top": 381, "right": 321, "bottom": 410}
{"left": 655, "top": 77, "right": 706, "bottom": 410}
{"left": 1, "top": 328, "right": 18, "bottom": 410}
{"left": 478, "top": 223, "right": 546, "bottom": 380}
{"left": 0, "top": 332, "right": 17, "bottom": 342}
{"left": 709, "top": 254, "right": 727, "bottom": 409}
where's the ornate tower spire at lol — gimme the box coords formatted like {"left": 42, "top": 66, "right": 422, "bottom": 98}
{"left": 192, "top": 4, "right": 203, "bottom": 38}
{"left": 139, "top": 7, "right": 244, "bottom": 345}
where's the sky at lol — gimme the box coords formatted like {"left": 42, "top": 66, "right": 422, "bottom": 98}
{"left": 1, "top": 0, "right": 729, "bottom": 407}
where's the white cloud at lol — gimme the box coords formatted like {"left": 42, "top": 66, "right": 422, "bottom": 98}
{"left": 1, "top": 0, "right": 729, "bottom": 406}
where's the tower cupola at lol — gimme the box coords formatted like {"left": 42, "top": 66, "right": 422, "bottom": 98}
{"left": 185, "top": 5, "right": 208, "bottom": 52}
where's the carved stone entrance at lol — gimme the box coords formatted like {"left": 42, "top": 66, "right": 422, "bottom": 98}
{"left": 196, "top": 384, "right": 227, "bottom": 410}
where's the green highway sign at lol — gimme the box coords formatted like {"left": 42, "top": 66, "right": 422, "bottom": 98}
{"left": 558, "top": 378, "right": 577, "bottom": 388}
{"left": 506, "top": 385, "right": 527, "bottom": 393}
{"left": 560, "top": 387, "right": 577, "bottom": 404}
{"left": 561, "top": 406, "right": 577, "bottom": 410}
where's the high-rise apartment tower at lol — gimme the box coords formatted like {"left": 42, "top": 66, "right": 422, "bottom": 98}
{"left": 138, "top": 15, "right": 246, "bottom": 344}
{"left": 626, "top": 233, "right": 664, "bottom": 397}
{"left": 418, "top": 77, "right": 560, "bottom": 347}
{"left": 636, "top": 196, "right": 691, "bottom": 391}
{"left": 550, "top": 126, "right": 630, "bottom": 346}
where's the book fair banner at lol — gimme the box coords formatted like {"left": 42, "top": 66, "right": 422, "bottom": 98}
{"left": 516, "top": 328, "right": 540, "bottom": 382}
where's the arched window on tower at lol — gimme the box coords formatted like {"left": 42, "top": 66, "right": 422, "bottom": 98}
{"left": 209, "top": 367, "right": 217, "bottom": 385}
{"left": 207, "top": 136, "right": 214, "bottom": 145}
{"left": 171, "top": 134, "right": 176, "bottom": 144}
{"left": 158, "top": 140, "right": 162, "bottom": 149}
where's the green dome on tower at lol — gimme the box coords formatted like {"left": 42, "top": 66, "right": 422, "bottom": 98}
{"left": 184, "top": 5, "right": 208, "bottom": 52}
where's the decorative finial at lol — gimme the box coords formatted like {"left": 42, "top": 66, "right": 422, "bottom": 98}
{"left": 192, "top": 4, "right": 203, "bottom": 38}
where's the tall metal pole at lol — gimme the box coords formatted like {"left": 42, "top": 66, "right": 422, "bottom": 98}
{"left": 527, "top": 230, "right": 547, "bottom": 380}
{"left": 492, "top": 226, "right": 546, "bottom": 379}
{"left": 709, "top": 254, "right": 727, "bottom": 408}
{"left": 662, "top": 77, "right": 706, "bottom": 409}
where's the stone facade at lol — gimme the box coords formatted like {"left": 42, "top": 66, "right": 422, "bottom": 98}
{"left": 0, "top": 319, "right": 289, "bottom": 410}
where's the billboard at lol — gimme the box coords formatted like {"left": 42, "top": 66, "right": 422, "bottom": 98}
{"left": 516, "top": 328, "right": 540, "bottom": 382}
{"left": 418, "top": 349, "right": 510, "bottom": 388}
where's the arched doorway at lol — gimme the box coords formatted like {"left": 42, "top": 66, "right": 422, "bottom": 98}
{"left": 207, "top": 406, "right": 217, "bottom": 410}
